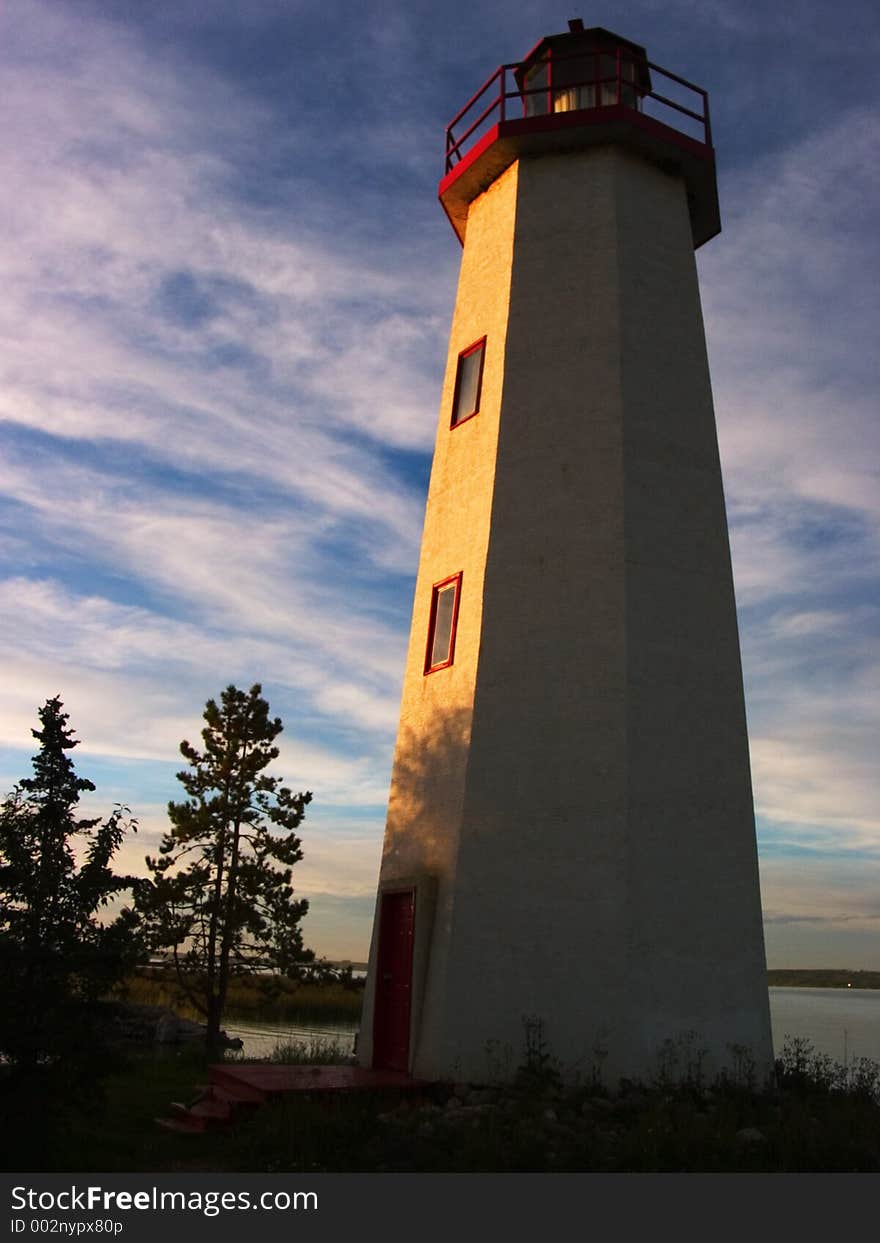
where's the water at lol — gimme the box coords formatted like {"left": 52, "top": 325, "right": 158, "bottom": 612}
{"left": 226, "top": 988, "right": 880, "bottom": 1066}
{"left": 223, "top": 1016, "right": 358, "bottom": 1060}
{"left": 769, "top": 986, "right": 880, "bottom": 1065}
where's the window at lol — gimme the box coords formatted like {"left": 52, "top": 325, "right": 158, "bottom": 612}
{"left": 451, "top": 338, "right": 486, "bottom": 427}
{"left": 424, "top": 573, "right": 462, "bottom": 674}
{"left": 523, "top": 55, "right": 549, "bottom": 117}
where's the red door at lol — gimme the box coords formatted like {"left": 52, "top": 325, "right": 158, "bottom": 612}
{"left": 372, "top": 889, "right": 415, "bottom": 1071}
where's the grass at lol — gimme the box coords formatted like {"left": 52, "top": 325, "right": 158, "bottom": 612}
{"left": 2, "top": 1044, "right": 217, "bottom": 1173}
{"left": 5, "top": 1034, "right": 879, "bottom": 1174}
{"left": 114, "top": 967, "right": 364, "bottom": 1025}
{"left": 266, "top": 1035, "right": 355, "bottom": 1064}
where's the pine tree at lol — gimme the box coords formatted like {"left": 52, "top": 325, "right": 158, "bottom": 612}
{"left": 0, "top": 697, "right": 142, "bottom": 1070}
{"left": 139, "top": 684, "right": 313, "bottom": 1055}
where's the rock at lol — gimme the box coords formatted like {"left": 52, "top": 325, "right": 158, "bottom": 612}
{"left": 175, "top": 1016, "right": 208, "bottom": 1041}
{"left": 151, "top": 1007, "right": 241, "bottom": 1049}
{"left": 155, "top": 1012, "right": 180, "bottom": 1043}
{"left": 735, "top": 1127, "right": 767, "bottom": 1146}
{"left": 98, "top": 1000, "right": 174, "bottom": 1044}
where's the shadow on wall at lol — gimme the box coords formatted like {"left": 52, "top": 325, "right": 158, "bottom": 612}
{"left": 378, "top": 704, "right": 473, "bottom": 879}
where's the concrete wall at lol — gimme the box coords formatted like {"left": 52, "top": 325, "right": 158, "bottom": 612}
{"left": 358, "top": 164, "right": 519, "bottom": 1068}
{"left": 360, "top": 144, "right": 772, "bottom": 1086}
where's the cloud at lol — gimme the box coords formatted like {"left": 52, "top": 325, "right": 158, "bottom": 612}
{"left": 689, "top": 102, "right": 880, "bottom": 880}
{"left": 101, "top": 799, "right": 383, "bottom": 894}
{"left": 704, "top": 106, "right": 880, "bottom": 533}
{"left": 0, "top": 0, "right": 421, "bottom": 893}
{"left": 751, "top": 731, "right": 880, "bottom": 847}
{"left": 0, "top": 575, "right": 404, "bottom": 778}
{"left": 1, "top": 1, "right": 878, "bottom": 963}
{"left": 764, "top": 912, "right": 880, "bottom": 927}
{"left": 0, "top": 449, "right": 409, "bottom": 674}
{"left": 760, "top": 854, "right": 880, "bottom": 931}
{"left": 0, "top": 0, "right": 446, "bottom": 555}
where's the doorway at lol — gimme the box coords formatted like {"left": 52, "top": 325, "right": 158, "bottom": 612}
{"left": 372, "top": 888, "right": 416, "bottom": 1071}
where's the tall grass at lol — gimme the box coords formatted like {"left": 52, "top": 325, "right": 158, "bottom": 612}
{"left": 7, "top": 1031, "right": 880, "bottom": 1173}
{"left": 114, "top": 968, "right": 363, "bottom": 1025}
{"left": 266, "top": 1035, "right": 354, "bottom": 1064}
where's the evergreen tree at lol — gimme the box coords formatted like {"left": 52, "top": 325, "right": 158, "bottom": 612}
{"left": 138, "top": 684, "right": 313, "bottom": 1055}
{"left": 0, "top": 697, "right": 142, "bottom": 1070}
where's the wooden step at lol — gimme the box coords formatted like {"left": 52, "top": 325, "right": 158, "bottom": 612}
{"left": 193, "top": 1082, "right": 259, "bottom": 1109}
{"left": 156, "top": 1064, "right": 434, "bottom": 1137}
{"left": 186, "top": 1096, "right": 234, "bottom": 1123}
{"left": 208, "top": 1066, "right": 269, "bottom": 1102}
{"left": 169, "top": 1092, "right": 237, "bottom": 1128}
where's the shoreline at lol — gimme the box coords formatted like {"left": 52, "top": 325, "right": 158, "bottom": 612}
{"left": 767, "top": 969, "right": 880, "bottom": 989}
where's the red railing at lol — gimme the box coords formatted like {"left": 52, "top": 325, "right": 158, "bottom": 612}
{"left": 445, "top": 46, "right": 711, "bottom": 173}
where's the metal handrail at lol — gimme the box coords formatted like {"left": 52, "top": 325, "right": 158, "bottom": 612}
{"left": 444, "top": 47, "right": 711, "bottom": 173}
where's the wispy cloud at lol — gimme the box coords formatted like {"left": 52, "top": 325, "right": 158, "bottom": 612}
{"left": 760, "top": 855, "right": 880, "bottom": 931}
{"left": 693, "top": 101, "right": 880, "bottom": 884}
{"left": 1, "top": 0, "right": 878, "bottom": 960}
{"left": 0, "top": 574, "right": 403, "bottom": 764}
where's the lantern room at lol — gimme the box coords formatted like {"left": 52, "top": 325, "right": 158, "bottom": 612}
{"left": 516, "top": 21, "right": 651, "bottom": 116}
{"left": 440, "top": 20, "right": 720, "bottom": 250}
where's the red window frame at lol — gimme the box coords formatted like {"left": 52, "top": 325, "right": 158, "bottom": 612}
{"left": 424, "top": 572, "right": 463, "bottom": 674}
{"left": 450, "top": 337, "right": 486, "bottom": 428}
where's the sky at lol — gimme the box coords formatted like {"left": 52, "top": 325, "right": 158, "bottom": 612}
{"left": 0, "top": 0, "right": 877, "bottom": 967}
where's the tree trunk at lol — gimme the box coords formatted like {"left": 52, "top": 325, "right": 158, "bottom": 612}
{"left": 205, "top": 993, "right": 224, "bottom": 1061}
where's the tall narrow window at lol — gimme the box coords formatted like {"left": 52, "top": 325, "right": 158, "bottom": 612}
{"left": 424, "top": 572, "right": 462, "bottom": 674}
{"left": 451, "top": 338, "right": 486, "bottom": 427}
{"left": 523, "top": 54, "right": 549, "bottom": 116}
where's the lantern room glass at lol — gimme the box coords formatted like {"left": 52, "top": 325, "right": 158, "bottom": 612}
{"left": 522, "top": 46, "right": 641, "bottom": 117}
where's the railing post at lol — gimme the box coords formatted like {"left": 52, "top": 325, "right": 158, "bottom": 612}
{"left": 616, "top": 45, "right": 621, "bottom": 105}
{"left": 500, "top": 66, "right": 506, "bottom": 123}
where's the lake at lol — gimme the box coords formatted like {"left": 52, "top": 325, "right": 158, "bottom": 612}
{"left": 769, "top": 986, "right": 880, "bottom": 1064}
{"left": 224, "top": 987, "right": 880, "bottom": 1067}
{"left": 224, "top": 1016, "right": 359, "bottom": 1060}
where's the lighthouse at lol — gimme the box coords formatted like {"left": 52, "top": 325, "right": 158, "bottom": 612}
{"left": 359, "top": 21, "right": 773, "bottom": 1086}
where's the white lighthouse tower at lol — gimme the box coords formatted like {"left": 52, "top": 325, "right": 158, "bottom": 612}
{"left": 359, "top": 21, "right": 773, "bottom": 1087}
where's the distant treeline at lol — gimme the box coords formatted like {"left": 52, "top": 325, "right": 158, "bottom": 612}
{"left": 768, "top": 969, "right": 880, "bottom": 990}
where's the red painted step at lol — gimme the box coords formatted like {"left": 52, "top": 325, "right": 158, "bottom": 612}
{"left": 184, "top": 1095, "right": 234, "bottom": 1125}
{"left": 156, "top": 1064, "right": 433, "bottom": 1135}
{"left": 156, "top": 1084, "right": 250, "bottom": 1133}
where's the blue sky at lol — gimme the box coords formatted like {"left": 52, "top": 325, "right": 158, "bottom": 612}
{"left": 0, "top": 0, "right": 877, "bottom": 966}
